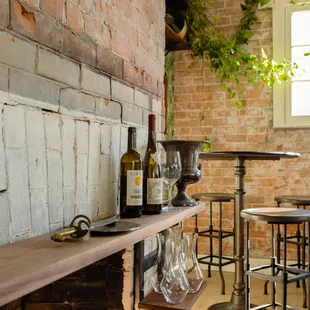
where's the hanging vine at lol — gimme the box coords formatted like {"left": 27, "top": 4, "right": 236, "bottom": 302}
{"left": 185, "top": 0, "right": 303, "bottom": 108}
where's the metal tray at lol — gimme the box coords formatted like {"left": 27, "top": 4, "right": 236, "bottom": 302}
{"left": 90, "top": 221, "right": 141, "bottom": 235}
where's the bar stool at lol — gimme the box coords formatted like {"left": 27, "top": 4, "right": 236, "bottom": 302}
{"left": 264, "top": 196, "right": 310, "bottom": 307}
{"left": 242, "top": 207, "right": 310, "bottom": 310}
{"left": 192, "top": 193, "right": 235, "bottom": 295}
{"left": 275, "top": 196, "right": 310, "bottom": 274}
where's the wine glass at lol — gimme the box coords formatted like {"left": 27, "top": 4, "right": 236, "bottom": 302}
{"left": 161, "top": 150, "right": 182, "bottom": 211}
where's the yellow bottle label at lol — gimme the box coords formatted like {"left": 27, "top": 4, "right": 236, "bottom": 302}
{"left": 147, "top": 178, "right": 163, "bottom": 204}
{"left": 127, "top": 170, "right": 143, "bottom": 206}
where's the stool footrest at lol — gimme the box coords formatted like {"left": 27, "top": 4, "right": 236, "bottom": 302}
{"left": 247, "top": 263, "right": 310, "bottom": 284}
{"left": 250, "top": 303, "right": 273, "bottom": 310}
{"left": 199, "top": 230, "right": 234, "bottom": 239}
{"left": 198, "top": 255, "right": 234, "bottom": 267}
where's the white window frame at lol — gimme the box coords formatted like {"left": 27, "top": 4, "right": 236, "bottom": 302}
{"left": 273, "top": 0, "right": 310, "bottom": 128}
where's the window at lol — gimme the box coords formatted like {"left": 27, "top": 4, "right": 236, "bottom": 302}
{"left": 273, "top": 0, "right": 310, "bottom": 128}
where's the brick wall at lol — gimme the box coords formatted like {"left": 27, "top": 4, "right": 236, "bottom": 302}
{"left": 174, "top": 0, "right": 310, "bottom": 259}
{"left": 0, "top": 0, "right": 165, "bottom": 244}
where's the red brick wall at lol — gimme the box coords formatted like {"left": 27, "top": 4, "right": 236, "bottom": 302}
{"left": 0, "top": 0, "right": 165, "bottom": 97}
{"left": 174, "top": 0, "right": 310, "bottom": 259}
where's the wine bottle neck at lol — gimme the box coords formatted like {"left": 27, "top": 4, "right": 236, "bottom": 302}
{"left": 128, "top": 131, "right": 136, "bottom": 151}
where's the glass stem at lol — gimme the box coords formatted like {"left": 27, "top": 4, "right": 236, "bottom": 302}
{"left": 167, "top": 183, "right": 172, "bottom": 207}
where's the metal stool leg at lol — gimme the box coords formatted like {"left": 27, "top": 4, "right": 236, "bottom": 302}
{"left": 282, "top": 224, "right": 288, "bottom": 310}
{"left": 264, "top": 201, "right": 282, "bottom": 295}
{"left": 271, "top": 224, "right": 276, "bottom": 309}
{"left": 245, "top": 219, "right": 250, "bottom": 310}
{"left": 303, "top": 219, "right": 307, "bottom": 308}
{"left": 219, "top": 201, "right": 225, "bottom": 295}
{"left": 307, "top": 220, "right": 310, "bottom": 310}
{"left": 208, "top": 201, "right": 213, "bottom": 278}
{"left": 297, "top": 205, "right": 302, "bottom": 288}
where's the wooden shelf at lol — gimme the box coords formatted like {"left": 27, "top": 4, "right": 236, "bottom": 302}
{"left": 0, "top": 204, "right": 205, "bottom": 307}
{"left": 138, "top": 281, "right": 208, "bottom": 310}
{"left": 165, "top": 24, "right": 189, "bottom": 52}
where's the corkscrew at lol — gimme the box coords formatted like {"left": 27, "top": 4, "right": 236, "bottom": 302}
{"left": 51, "top": 215, "right": 91, "bottom": 242}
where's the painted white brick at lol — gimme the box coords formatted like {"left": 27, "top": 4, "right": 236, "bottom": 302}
{"left": 81, "top": 66, "right": 111, "bottom": 97}
{"left": 45, "top": 113, "right": 61, "bottom": 151}
{"left": 47, "top": 150, "right": 63, "bottom": 224}
{"left": 95, "top": 98, "right": 121, "bottom": 120}
{"left": 87, "top": 186, "right": 101, "bottom": 220}
{"left": 112, "top": 80, "right": 134, "bottom": 104}
{"left": 98, "top": 155, "right": 110, "bottom": 217}
{"left": 152, "top": 98, "right": 162, "bottom": 115}
{"left": 0, "top": 64, "right": 8, "bottom": 92}
{"left": 0, "top": 104, "right": 7, "bottom": 191}
{"left": 110, "top": 124, "right": 121, "bottom": 183}
{"left": 76, "top": 153, "right": 88, "bottom": 216}
{"left": 136, "top": 127, "right": 148, "bottom": 158}
{"left": 26, "top": 110, "right": 47, "bottom": 190}
{"left": 0, "top": 31, "right": 36, "bottom": 73}
{"left": 4, "top": 105, "right": 25, "bottom": 148}
{"left": 135, "top": 89, "right": 150, "bottom": 110}
{"left": 62, "top": 116, "right": 75, "bottom": 187}
{"left": 120, "top": 125, "right": 128, "bottom": 155}
{"left": 63, "top": 186, "right": 75, "bottom": 226}
{"left": 29, "top": 189, "right": 49, "bottom": 236}
{"left": 109, "top": 181, "right": 118, "bottom": 216}
{"left": 100, "top": 124, "right": 111, "bottom": 156}
{"left": 38, "top": 48, "right": 80, "bottom": 88}
{"left": 122, "top": 104, "right": 143, "bottom": 125}
{"left": 88, "top": 122, "right": 100, "bottom": 186}
{"left": 75, "top": 120, "right": 88, "bottom": 216}
{"left": 60, "top": 88, "right": 95, "bottom": 114}
{"left": 50, "top": 222, "right": 63, "bottom": 232}
{"left": 12, "top": 231, "right": 31, "bottom": 242}
{"left": 76, "top": 121, "right": 89, "bottom": 154}
{"left": 0, "top": 192, "right": 10, "bottom": 245}
{"left": 109, "top": 124, "right": 121, "bottom": 216}
{"left": 10, "top": 69, "right": 59, "bottom": 110}
{"left": 6, "top": 148, "right": 30, "bottom": 235}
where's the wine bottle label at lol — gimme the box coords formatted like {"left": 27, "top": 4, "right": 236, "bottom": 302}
{"left": 147, "top": 178, "right": 163, "bottom": 204}
{"left": 150, "top": 152, "right": 161, "bottom": 165}
{"left": 126, "top": 170, "right": 143, "bottom": 206}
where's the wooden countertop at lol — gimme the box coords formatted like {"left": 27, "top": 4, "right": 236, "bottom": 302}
{"left": 0, "top": 204, "right": 205, "bottom": 307}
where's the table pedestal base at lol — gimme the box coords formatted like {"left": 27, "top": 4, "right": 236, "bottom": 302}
{"left": 208, "top": 302, "right": 258, "bottom": 310}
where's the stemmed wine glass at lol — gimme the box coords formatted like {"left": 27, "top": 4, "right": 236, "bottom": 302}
{"left": 161, "top": 150, "right": 182, "bottom": 211}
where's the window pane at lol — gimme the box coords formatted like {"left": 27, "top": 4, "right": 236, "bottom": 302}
{"left": 291, "top": 10, "right": 310, "bottom": 46}
{"left": 292, "top": 46, "right": 310, "bottom": 80}
{"left": 292, "top": 81, "right": 310, "bottom": 116}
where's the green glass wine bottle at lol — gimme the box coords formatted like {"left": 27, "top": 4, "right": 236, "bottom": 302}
{"left": 120, "top": 127, "right": 143, "bottom": 218}
{"left": 143, "top": 114, "right": 162, "bottom": 214}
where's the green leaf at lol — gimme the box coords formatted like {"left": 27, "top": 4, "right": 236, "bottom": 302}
{"left": 290, "top": 0, "right": 297, "bottom": 4}
{"left": 304, "top": 52, "right": 310, "bottom": 56}
{"left": 236, "top": 101, "right": 243, "bottom": 109}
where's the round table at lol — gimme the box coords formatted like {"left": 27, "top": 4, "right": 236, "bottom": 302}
{"left": 199, "top": 151, "right": 301, "bottom": 310}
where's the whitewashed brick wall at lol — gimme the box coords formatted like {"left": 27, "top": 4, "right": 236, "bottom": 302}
{"left": 0, "top": 30, "right": 165, "bottom": 245}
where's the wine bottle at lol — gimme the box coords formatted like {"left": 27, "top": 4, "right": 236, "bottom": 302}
{"left": 120, "top": 127, "right": 143, "bottom": 218}
{"left": 143, "top": 114, "right": 162, "bottom": 214}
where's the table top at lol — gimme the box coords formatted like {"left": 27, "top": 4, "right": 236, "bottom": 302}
{"left": 199, "top": 151, "right": 301, "bottom": 161}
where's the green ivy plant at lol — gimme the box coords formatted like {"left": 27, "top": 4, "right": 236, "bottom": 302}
{"left": 185, "top": 0, "right": 306, "bottom": 109}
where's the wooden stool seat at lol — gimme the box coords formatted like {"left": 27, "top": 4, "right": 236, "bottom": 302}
{"left": 192, "top": 193, "right": 234, "bottom": 202}
{"left": 241, "top": 207, "right": 310, "bottom": 224}
{"left": 275, "top": 195, "right": 310, "bottom": 206}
